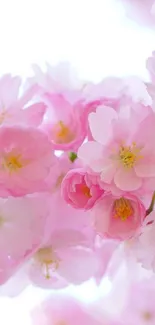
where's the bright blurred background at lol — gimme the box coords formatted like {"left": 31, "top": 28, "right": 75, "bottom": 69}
{"left": 0, "top": 0, "right": 154, "bottom": 323}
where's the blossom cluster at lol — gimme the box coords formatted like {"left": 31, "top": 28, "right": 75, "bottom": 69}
{"left": 1, "top": 52, "right": 155, "bottom": 302}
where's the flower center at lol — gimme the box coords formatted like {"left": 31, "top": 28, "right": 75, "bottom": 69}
{"left": 81, "top": 184, "right": 91, "bottom": 198}
{"left": 0, "top": 111, "right": 7, "bottom": 124}
{"left": 0, "top": 216, "right": 4, "bottom": 226}
{"left": 3, "top": 154, "right": 23, "bottom": 172}
{"left": 113, "top": 197, "right": 133, "bottom": 221}
{"left": 55, "top": 121, "right": 75, "bottom": 144}
{"left": 143, "top": 311, "right": 153, "bottom": 321}
{"left": 35, "top": 247, "right": 60, "bottom": 280}
{"left": 119, "top": 142, "right": 142, "bottom": 168}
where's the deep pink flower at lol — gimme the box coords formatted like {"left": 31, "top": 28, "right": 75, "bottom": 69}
{"left": 91, "top": 193, "right": 146, "bottom": 240}
{"left": 0, "top": 126, "right": 54, "bottom": 196}
{"left": 44, "top": 153, "right": 94, "bottom": 238}
{"left": 61, "top": 168, "right": 104, "bottom": 210}
{"left": 78, "top": 106, "right": 155, "bottom": 192}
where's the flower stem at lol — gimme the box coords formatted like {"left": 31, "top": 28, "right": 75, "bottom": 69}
{"left": 146, "top": 191, "right": 155, "bottom": 215}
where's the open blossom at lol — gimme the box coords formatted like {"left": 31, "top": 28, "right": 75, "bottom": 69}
{"left": 78, "top": 105, "right": 155, "bottom": 192}
{"left": 0, "top": 195, "right": 50, "bottom": 285}
{"left": 0, "top": 74, "right": 46, "bottom": 127}
{"left": 91, "top": 193, "right": 146, "bottom": 240}
{"left": 84, "top": 76, "right": 151, "bottom": 107}
{"left": 29, "top": 63, "right": 88, "bottom": 151}
{"left": 41, "top": 93, "right": 87, "bottom": 151}
{"left": 0, "top": 126, "right": 54, "bottom": 197}
{"left": 27, "top": 228, "right": 99, "bottom": 288}
{"left": 61, "top": 168, "right": 104, "bottom": 210}
{"left": 31, "top": 294, "right": 102, "bottom": 325}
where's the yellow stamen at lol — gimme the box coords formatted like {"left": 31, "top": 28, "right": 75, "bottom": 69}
{"left": 81, "top": 184, "right": 91, "bottom": 198}
{"left": 3, "top": 154, "right": 23, "bottom": 172}
{"left": 35, "top": 247, "right": 60, "bottom": 280}
{"left": 55, "top": 121, "right": 75, "bottom": 144}
{"left": 0, "top": 111, "right": 7, "bottom": 124}
{"left": 119, "top": 142, "right": 142, "bottom": 168}
{"left": 143, "top": 311, "right": 153, "bottom": 321}
{"left": 114, "top": 197, "right": 133, "bottom": 221}
{"left": 0, "top": 216, "right": 4, "bottom": 226}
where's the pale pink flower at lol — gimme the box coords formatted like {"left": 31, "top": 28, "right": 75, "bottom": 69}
{"left": 146, "top": 51, "right": 155, "bottom": 84}
{"left": 31, "top": 61, "right": 83, "bottom": 95}
{"left": 91, "top": 193, "right": 146, "bottom": 240}
{"left": 78, "top": 106, "right": 155, "bottom": 192}
{"left": 27, "top": 228, "right": 99, "bottom": 288}
{"left": 0, "top": 195, "right": 50, "bottom": 285}
{"left": 0, "top": 126, "right": 54, "bottom": 196}
{"left": 29, "top": 63, "right": 88, "bottom": 151}
{"left": 41, "top": 93, "right": 87, "bottom": 151}
{"left": 94, "top": 237, "right": 119, "bottom": 284}
{"left": 127, "top": 211, "right": 155, "bottom": 271}
{"left": 117, "top": 0, "right": 155, "bottom": 28}
{"left": 0, "top": 74, "right": 46, "bottom": 126}
{"left": 61, "top": 168, "right": 104, "bottom": 210}
{"left": 31, "top": 294, "right": 102, "bottom": 325}
{"left": 84, "top": 77, "right": 151, "bottom": 107}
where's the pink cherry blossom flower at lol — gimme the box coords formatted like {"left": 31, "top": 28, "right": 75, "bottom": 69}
{"left": 127, "top": 211, "right": 155, "bottom": 271}
{"left": 84, "top": 76, "right": 151, "bottom": 108}
{"left": 42, "top": 94, "right": 87, "bottom": 151}
{"left": 29, "top": 63, "right": 88, "bottom": 151}
{"left": 91, "top": 193, "right": 146, "bottom": 240}
{"left": 78, "top": 105, "right": 155, "bottom": 192}
{"left": 31, "top": 61, "right": 83, "bottom": 95}
{"left": 0, "top": 126, "right": 54, "bottom": 197}
{"left": 61, "top": 168, "right": 104, "bottom": 210}
{"left": 45, "top": 152, "right": 94, "bottom": 233}
{"left": 94, "top": 237, "right": 119, "bottom": 284}
{"left": 0, "top": 74, "right": 46, "bottom": 126}
{"left": 117, "top": 0, "right": 155, "bottom": 28}
{"left": 27, "top": 228, "right": 99, "bottom": 288}
{"left": 31, "top": 294, "right": 102, "bottom": 325}
{"left": 0, "top": 195, "right": 50, "bottom": 285}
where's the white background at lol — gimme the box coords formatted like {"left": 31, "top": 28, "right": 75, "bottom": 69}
{"left": 0, "top": 0, "right": 154, "bottom": 324}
